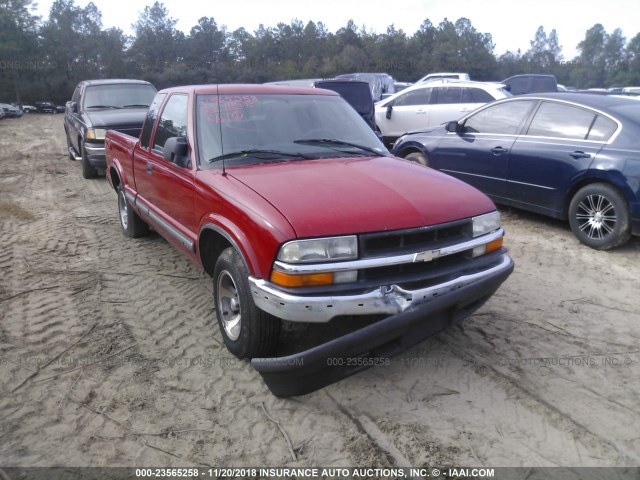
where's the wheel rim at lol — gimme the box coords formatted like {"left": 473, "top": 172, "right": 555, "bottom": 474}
{"left": 575, "top": 194, "right": 617, "bottom": 240}
{"left": 217, "top": 270, "right": 241, "bottom": 341}
{"left": 118, "top": 188, "right": 128, "bottom": 230}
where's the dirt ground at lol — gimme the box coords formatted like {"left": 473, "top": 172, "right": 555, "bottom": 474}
{"left": 1, "top": 114, "right": 639, "bottom": 469}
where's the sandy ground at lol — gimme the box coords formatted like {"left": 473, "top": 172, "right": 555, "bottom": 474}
{"left": 1, "top": 114, "right": 639, "bottom": 469}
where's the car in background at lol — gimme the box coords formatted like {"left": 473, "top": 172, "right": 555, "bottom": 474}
{"left": 375, "top": 79, "right": 511, "bottom": 146}
{"left": 64, "top": 79, "right": 157, "bottom": 178}
{"left": 21, "top": 105, "right": 38, "bottom": 113}
{"left": 0, "top": 108, "right": 4, "bottom": 120}
{"left": 392, "top": 93, "right": 640, "bottom": 250}
{"left": 621, "top": 87, "right": 640, "bottom": 96}
{"left": 335, "top": 73, "right": 395, "bottom": 101}
{"left": 417, "top": 72, "right": 470, "bottom": 83}
{"left": 314, "top": 79, "right": 375, "bottom": 129}
{"left": 0, "top": 103, "right": 23, "bottom": 118}
{"left": 35, "top": 101, "right": 57, "bottom": 113}
{"left": 264, "top": 79, "right": 322, "bottom": 87}
{"left": 502, "top": 74, "right": 558, "bottom": 95}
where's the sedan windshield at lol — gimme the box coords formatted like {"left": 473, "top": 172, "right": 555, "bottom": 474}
{"left": 196, "top": 93, "right": 388, "bottom": 167}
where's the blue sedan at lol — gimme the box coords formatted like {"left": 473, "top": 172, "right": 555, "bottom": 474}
{"left": 392, "top": 93, "right": 640, "bottom": 250}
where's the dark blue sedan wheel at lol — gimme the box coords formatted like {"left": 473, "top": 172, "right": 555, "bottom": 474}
{"left": 568, "top": 183, "right": 631, "bottom": 250}
{"left": 404, "top": 151, "right": 430, "bottom": 167}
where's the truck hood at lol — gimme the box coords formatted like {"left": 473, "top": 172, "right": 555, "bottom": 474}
{"left": 227, "top": 156, "right": 496, "bottom": 238}
{"left": 83, "top": 108, "right": 148, "bottom": 128}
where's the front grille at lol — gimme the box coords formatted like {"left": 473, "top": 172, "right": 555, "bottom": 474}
{"left": 354, "top": 219, "right": 476, "bottom": 290}
{"left": 360, "top": 219, "right": 471, "bottom": 258}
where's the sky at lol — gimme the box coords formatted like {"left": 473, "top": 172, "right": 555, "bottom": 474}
{"left": 34, "top": 0, "right": 640, "bottom": 61}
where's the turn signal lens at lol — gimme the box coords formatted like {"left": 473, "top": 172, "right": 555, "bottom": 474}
{"left": 472, "top": 236, "right": 504, "bottom": 258}
{"left": 271, "top": 271, "right": 334, "bottom": 287}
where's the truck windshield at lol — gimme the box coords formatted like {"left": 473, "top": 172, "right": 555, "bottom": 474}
{"left": 83, "top": 84, "right": 157, "bottom": 110}
{"left": 196, "top": 93, "right": 388, "bottom": 167}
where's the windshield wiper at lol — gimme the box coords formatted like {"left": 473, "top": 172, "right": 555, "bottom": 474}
{"left": 85, "top": 105, "right": 121, "bottom": 109}
{"left": 207, "top": 149, "right": 314, "bottom": 163}
{"left": 121, "top": 104, "right": 150, "bottom": 108}
{"left": 293, "top": 138, "right": 385, "bottom": 156}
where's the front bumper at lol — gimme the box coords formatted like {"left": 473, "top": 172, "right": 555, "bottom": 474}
{"left": 250, "top": 253, "right": 512, "bottom": 323}
{"left": 84, "top": 143, "right": 106, "bottom": 169}
{"left": 251, "top": 253, "right": 514, "bottom": 397}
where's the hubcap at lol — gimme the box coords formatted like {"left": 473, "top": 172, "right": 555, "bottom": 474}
{"left": 118, "top": 189, "right": 128, "bottom": 230}
{"left": 575, "top": 194, "right": 616, "bottom": 240}
{"left": 217, "top": 270, "right": 241, "bottom": 341}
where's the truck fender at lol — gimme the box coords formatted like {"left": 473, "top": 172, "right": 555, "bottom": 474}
{"left": 198, "top": 220, "right": 260, "bottom": 279}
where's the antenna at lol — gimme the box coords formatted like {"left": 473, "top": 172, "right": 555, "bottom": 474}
{"left": 216, "top": 83, "right": 226, "bottom": 176}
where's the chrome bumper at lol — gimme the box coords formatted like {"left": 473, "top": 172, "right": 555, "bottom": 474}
{"left": 249, "top": 253, "right": 513, "bottom": 323}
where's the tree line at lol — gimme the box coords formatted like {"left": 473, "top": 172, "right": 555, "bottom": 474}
{"left": 2, "top": 0, "right": 640, "bottom": 104}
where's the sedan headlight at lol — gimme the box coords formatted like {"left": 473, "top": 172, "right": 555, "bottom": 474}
{"left": 472, "top": 211, "right": 504, "bottom": 258}
{"left": 277, "top": 236, "right": 358, "bottom": 263}
{"left": 86, "top": 128, "right": 106, "bottom": 140}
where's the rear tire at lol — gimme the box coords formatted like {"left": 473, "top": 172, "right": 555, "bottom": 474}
{"left": 568, "top": 183, "right": 631, "bottom": 250}
{"left": 117, "top": 183, "right": 149, "bottom": 238}
{"left": 404, "top": 151, "right": 430, "bottom": 167}
{"left": 81, "top": 139, "right": 98, "bottom": 179}
{"left": 213, "top": 247, "right": 280, "bottom": 359}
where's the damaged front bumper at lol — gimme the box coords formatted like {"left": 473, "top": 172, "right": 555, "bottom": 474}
{"left": 251, "top": 253, "right": 514, "bottom": 397}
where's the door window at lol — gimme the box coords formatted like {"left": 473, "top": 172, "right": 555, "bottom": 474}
{"left": 392, "top": 88, "right": 431, "bottom": 107}
{"left": 140, "top": 93, "right": 167, "bottom": 150}
{"left": 153, "top": 94, "right": 188, "bottom": 154}
{"left": 464, "top": 100, "right": 535, "bottom": 134}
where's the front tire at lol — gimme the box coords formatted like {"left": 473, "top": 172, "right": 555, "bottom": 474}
{"left": 81, "top": 139, "right": 98, "bottom": 179}
{"left": 117, "top": 183, "right": 149, "bottom": 238}
{"left": 568, "top": 183, "right": 631, "bottom": 250}
{"left": 213, "top": 248, "right": 280, "bottom": 359}
{"left": 404, "top": 151, "right": 430, "bottom": 167}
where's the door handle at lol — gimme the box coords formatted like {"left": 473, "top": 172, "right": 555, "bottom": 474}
{"left": 146, "top": 162, "right": 153, "bottom": 173}
{"left": 570, "top": 151, "right": 591, "bottom": 159}
{"left": 491, "top": 146, "right": 508, "bottom": 155}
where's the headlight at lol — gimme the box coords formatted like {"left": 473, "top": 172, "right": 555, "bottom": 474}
{"left": 472, "top": 211, "right": 501, "bottom": 237}
{"left": 472, "top": 211, "right": 503, "bottom": 257}
{"left": 278, "top": 236, "right": 358, "bottom": 263}
{"left": 86, "top": 128, "right": 106, "bottom": 140}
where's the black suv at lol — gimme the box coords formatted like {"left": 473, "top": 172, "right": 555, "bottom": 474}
{"left": 501, "top": 74, "right": 558, "bottom": 95}
{"left": 64, "top": 79, "right": 156, "bottom": 178}
{"left": 314, "top": 79, "right": 376, "bottom": 130}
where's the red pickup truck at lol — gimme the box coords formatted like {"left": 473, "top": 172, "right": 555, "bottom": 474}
{"left": 105, "top": 84, "right": 514, "bottom": 396}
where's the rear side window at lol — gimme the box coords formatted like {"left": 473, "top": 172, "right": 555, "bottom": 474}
{"left": 140, "top": 93, "right": 166, "bottom": 150}
{"left": 432, "top": 87, "right": 462, "bottom": 104}
{"left": 153, "top": 94, "right": 188, "bottom": 154}
{"left": 527, "top": 102, "right": 595, "bottom": 140}
{"left": 462, "top": 88, "right": 495, "bottom": 103}
{"left": 464, "top": 100, "right": 536, "bottom": 134}
{"left": 588, "top": 115, "right": 617, "bottom": 141}
{"left": 393, "top": 88, "right": 430, "bottom": 107}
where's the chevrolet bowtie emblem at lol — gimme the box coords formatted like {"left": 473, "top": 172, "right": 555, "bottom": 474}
{"left": 413, "top": 249, "right": 441, "bottom": 262}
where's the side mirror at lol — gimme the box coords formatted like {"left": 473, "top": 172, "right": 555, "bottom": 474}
{"left": 163, "top": 137, "right": 190, "bottom": 167}
{"left": 446, "top": 121, "right": 463, "bottom": 133}
{"left": 66, "top": 101, "right": 78, "bottom": 113}
{"left": 385, "top": 105, "right": 393, "bottom": 119}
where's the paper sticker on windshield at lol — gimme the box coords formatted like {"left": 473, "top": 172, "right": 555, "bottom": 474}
{"left": 199, "top": 95, "right": 257, "bottom": 123}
